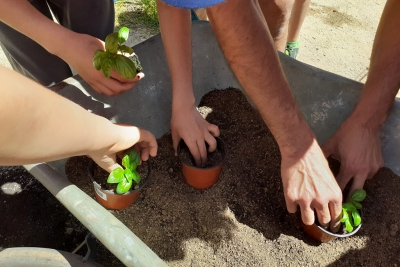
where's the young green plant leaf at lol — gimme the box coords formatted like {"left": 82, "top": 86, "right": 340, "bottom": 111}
{"left": 101, "top": 57, "right": 113, "bottom": 78}
{"left": 132, "top": 170, "right": 141, "bottom": 184}
{"left": 340, "top": 209, "right": 349, "bottom": 223}
{"left": 107, "top": 167, "right": 124, "bottom": 184}
{"left": 126, "top": 149, "right": 140, "bottom": 170}
{"left": 118, "top": 27, "right": 129, "bottom": 43}
{"left": 352, "top": 210, "right": 362, "bottom": 227}
{"left": 119, "top": 45, "right": 134, "bottom": 55}
{"left": 351, "top": 189, "right": 367, "bottom": 203}
{"left": 116, "top": 177, "right": 132, "bottom": 194}
{"left": 93, "top": 50, "right": 106, "bottom": 70}
{"left": 345, "top": 219, "right": 354, "bottom": 233}
{"left": 114, "top": 54, "right": 138, "bottom": 79}
{"left": 124, "top": 168, "right": 134, "bottom": 182}
{"left": 122, "top": 154, "right": 131, "bottom": 170}
{"left": 351, "top": 200, "right": 362, "bottom": 209}
{"left": 342, "top": 202, "right": 357, "bottom": 212}
{"left": 105, "top": 32, "right": 119, "bottom": 54}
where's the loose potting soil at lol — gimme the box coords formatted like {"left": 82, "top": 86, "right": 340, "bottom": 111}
{"left": 178, "top": 141, "right": 224, "bottom": 168}
{"left": 1, "top": 88, "right": 400, "bottom": 267}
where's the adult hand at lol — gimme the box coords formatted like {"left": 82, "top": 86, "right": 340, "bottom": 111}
{"left": 281, "top": 140, "right": 342, "bottom": 232}
{"left": 171, "top": 105, "right": 220, "bottom": 166}
{"left": 58, "top": 33, "right": 144, "bottom": 96}
{"left": 89, "top": 125, "right": 157, "bottom": 172}
{"left": 322, "top": 116, "right": 384, "bottom": 197}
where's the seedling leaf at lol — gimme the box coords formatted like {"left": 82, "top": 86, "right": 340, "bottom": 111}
{"left": 93, "top": 50, "right": 106, "bottom": 70}
{"left": 126, "top": 149, "right": 140, "bottom": 170}
{"left": 132, "top": 170, "right": 141, "bottom": 184}
{"left": 340, "top": 209, "right": 349, "bottom": 223}
{"left": 118, "top": 27, "right": 129, "bottom": 43}
{"left": 351, "top": 189, "right": 367, "bottom": 203}
{"left": 105, "top": 32, "right": 119, "bottom": 54}
{"left": 352, "top": 210, "right": 362, "bottom": 226}
{"left": 101, "top": 57, "right": 113, "bottom": 78}
{"left": 342, "top": 202, "right": 357, "bottom": 212}
{"left": 351, "top": 200, "right": 362, "bottom": 209}
{"left": 124, "top": 168, "right": 134, "bottom": 182}
{"left": 116, "top": 177, "right": 132, "bottom": 194}
{"left": 119, "top": 45, "right": 134, "bottom": 55}
{"left": 114, "top": 54, "right": 138, "bottom": 79}
{"left": 345, "top": 219, "right": 354, "bottom": 233}
{"left": 107, "top": 167, "right": 124, "bottom": 183}
{"left": 122, "top": 154, "right": 131, "bottom": 170}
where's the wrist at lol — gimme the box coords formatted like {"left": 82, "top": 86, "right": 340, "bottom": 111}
{"left": 172, "top": 89, "right": 196, "bottom": 113}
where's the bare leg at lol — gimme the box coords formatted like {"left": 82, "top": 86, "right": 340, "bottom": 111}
{"left": 257, "top": 0, "right": 294, "bottom": 52}
{"left": 287, "top": 0, "right": 310, "bottom": 42}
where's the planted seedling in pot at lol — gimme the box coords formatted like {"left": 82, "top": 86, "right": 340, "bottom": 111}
{"left": 89, "top": 148, "right": 152, "bottom": 210}
{"left": 302, "top": 188, "right": 367, "bottom": 242}
{"left": 340, "top": 189, "right": 367, "bottom": 233}
{"left": 107, "top": 149, "right": 141, "bottom": 194}
{"left": 93, "top": 27, "right": 142, "bottom": 79}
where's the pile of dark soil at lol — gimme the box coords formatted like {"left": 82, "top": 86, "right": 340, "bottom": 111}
{"left": 1, "top": 88, "right": 400, "bottom": 267}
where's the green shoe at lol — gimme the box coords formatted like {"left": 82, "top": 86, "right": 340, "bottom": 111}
{"left": 285, "top": 40, "right": 300, "bottom": 59}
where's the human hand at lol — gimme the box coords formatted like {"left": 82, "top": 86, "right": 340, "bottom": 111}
{"left": 88, "top": 125, "right": 157, "bottom": 172}
{"left": 322, "top": 116, "right": 384, "bottom": 197}
{"left": 171, "top": 105, "right": 220, "bottom": 166}
{"left": 58, "top": 33, "right": 144, "bottom": 96}
{"left": 281, "top": 140, "right": 342, "bottom": 232}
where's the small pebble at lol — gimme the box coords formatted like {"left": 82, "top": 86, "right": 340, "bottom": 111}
{"left": 169, "top": 168, "right": 173, "bottom": 173}
{"left": 65, "top": 228, "right": 74, "bottom": 235}
{"left": 202, "top": 225, "right": 207, "bottom": 233}
{"left": 162, "top": 210, "right": 167, "bottom": 216}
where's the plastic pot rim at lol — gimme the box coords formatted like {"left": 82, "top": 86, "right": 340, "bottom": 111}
{"left": 315, "top": 209, "right": 363, "bottom": 238}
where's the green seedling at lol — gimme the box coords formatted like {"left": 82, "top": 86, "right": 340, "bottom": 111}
{"left": 340, "top": 189, "right": 367, "bottom": 233}
{"left": 93, "top": 27, "right": 142, "bottom": 79}
{"left": 107, "top": 149, "right": 141, "bottom": 194}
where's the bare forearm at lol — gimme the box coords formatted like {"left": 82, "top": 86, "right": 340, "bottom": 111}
{"left": 156, "top": 0, "right": 195, "bottom": 109}
{"left": 354, "top": 0, "right": 400, "bottom": 128}
{"left": 0, "top": 0, "right": 77, "bottom": 56}
{"left": 207, "top": 0, "right": 314, "bottom": 153}
{"left": 0, "top": 66, "right": 138, "bottom": 165}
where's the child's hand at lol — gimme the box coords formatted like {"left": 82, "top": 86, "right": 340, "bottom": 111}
{"left": 89, "top": 125, "right": 157, "bottom": 172}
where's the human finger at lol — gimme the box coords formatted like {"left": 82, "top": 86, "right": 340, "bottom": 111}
{"left": 204, "top": 133, "right": 217, "bottom": 153}
{"left": 90, "top": 81, "right": 114, "bottom": 96}
{"left": 299, "top": 205, "right": 315, "bottom": 226}
{"left": 336, "top": 164, "right": 353, "bottom": 191}
{"left": 329, "top": 201, "right": 342, "bottom": 232}
{"left": 171, "top": 131, "right": 181, "bottom": 156}
{"left": 110, "top": 71, "right": 144, "bottom": 84}
{"left": 314, "top": 204, "right": 331, "bottom": 229}
{"left": 207, "top": 124, "right": 220, "bottom": 137}
{"left": 186, "top": 140, "right": 202, "bottom": 167}
{"left": 197, "top": 140, "right": 208, "bottom": 167}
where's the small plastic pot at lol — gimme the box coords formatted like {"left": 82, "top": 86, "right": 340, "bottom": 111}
{"left": 88, "top": 159, "right": 151, "bottom": 210}
{"left": 302, "top": 211, "right": 363, "bottom": 243}
{"left": 177, "top": 137, "right": 227, "bottom": 190}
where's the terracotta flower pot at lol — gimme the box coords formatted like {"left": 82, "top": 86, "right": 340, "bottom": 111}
{"left": 302, "top": 211, "right": 363, "bottom": 243}
{"left": 177, "top": 137, "right": 227, "bottom": 190}
{"left": 88, "top": 159, "right": 152, "bottom": 210}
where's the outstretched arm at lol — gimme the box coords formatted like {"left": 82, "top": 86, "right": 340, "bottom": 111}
{"left": 156, "top": 0, "right": 219, "bottom": 166}
{"left": 323, "top": 0, "right": 400, "bottom": 196}
{"left": 0, "top": 0, "right": 143, "bottom": 95}
{"left": 0, "top": 66, "right": 157, "bottom": 171}
{"left": 207, "top": 0, "right": 342, "bottom": 231}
